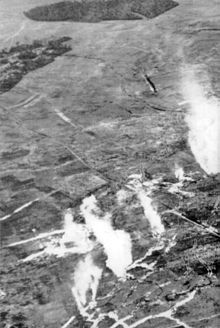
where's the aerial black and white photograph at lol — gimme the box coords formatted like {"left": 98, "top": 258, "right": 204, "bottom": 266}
{"left": 0, "top": 0, "right": 220, "bottom": 327}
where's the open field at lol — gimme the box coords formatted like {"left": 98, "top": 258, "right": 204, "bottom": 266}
{"left": 0, "top": 0, "right": 220, "bottom": 327}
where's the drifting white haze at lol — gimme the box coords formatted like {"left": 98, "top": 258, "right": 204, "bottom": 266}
{"left": 60, "top": 208, "right": 93, "bottom": 253}
{"left": 174, "top": 163, "right": 185, "bottom": 181}
{"left": 116, "top": 189, "right": 130, "bottom": 206}
{"left": 21, "top": 209, "right": 94, "bottom": 262}
{"left": 21, "top": 198, "right": 132, "bottom": 314}
{"left": 80, "top": 195, "right": 132, "bottom": 279}
{"left": 126, "top": 175, "right": 165, "bottom": 237}
{"left": 71, "top": 253, "right": 103, "bottom": 316}
{"left": 137, "top": 189, "right": 165, "bottom": 236}
{"left": 168, "top": 164, "right": 194, "bottom": 197}
{"left": 182, "top": 69, "right": 220, "bottom": 174}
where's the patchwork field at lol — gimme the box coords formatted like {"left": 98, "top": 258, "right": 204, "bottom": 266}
{"left": 0, "top": 1, "right": 220, "bottom": 327}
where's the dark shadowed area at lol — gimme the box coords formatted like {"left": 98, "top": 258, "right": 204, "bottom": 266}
{"left": 24, "top": 0, "right": 179, "bottom": 22}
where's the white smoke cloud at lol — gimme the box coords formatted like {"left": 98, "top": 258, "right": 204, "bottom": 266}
{"left": 137, "top": 189, "right": 165, "bottom": 236}
{"left": 21, "top": 209, "right": 95, "bottom": 262}
{"left": 60, "top": 208, "right": 94, "bottom": 253}
{"left": 80, "top": 195, "right": 132, "bottom": 279}
{"left": 174, "top": 163, "right": 185, "bottom": 181}
{"left": 126, "top": 176, "right": 165, "bottom": 237}
{"left": 71, "top": 253, "right": 103, "bottom": 316}
{"left": 116, "top": 189, "right": 130, "bottom": 206}
{"left": 168, "top": 164, "right": 194, "bottom": 197}
{"left": 182, "top": 69, "right": 220, "bottom": 174}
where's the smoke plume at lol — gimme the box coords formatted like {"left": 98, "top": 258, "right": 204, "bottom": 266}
{"left": 80, "top": 195, "right": 132, "bottom": 279}
{"left": 182, "top": 69, "right": 220, "bottom": 174}
{"left": 71, "top": 253, "right": 103, "bottom": 316}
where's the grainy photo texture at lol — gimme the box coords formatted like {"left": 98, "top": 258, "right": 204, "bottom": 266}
{"left": 0, "top": 1, "right": 220, "bottom": 327}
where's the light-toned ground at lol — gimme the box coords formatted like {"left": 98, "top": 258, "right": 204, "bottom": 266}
{"left": 0, "top": 1, "right": 220, "bottom": 327}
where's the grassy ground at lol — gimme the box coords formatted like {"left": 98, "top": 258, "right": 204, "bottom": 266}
{"left": 24, "top": 0, "right": 178, "bottom": 22}
{"left": 0, "top": 0, "right": 220, "bottom": 327}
